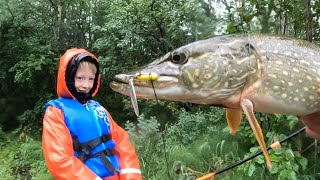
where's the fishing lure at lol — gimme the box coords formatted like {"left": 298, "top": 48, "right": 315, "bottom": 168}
{"left": 129, "top": 77, "right": 139, "bottom": 116}
{"left": 128, "top": 72, "right": 158, "bottom": 116}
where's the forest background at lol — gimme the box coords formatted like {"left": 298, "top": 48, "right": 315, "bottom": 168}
{"left": 1, "top": 0, "right": 320, "bottom": 179}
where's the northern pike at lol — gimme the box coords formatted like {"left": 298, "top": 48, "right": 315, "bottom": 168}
{"left": 110, "top": 34, "right": 320, "bottom": 169}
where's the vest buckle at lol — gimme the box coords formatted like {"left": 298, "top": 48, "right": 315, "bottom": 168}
{"left": 84, "top": 144, "right": 93, "bottom": 155}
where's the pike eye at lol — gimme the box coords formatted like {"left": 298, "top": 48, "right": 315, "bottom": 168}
{"left": 171, "top": 52, "right": 188, "bottom": 64}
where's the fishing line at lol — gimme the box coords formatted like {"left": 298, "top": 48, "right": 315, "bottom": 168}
{"left": 161, "top": 127, "right": 171, "bottom": 179}
{"left": 146, "top": 73, "right": 170, "bottom": 178}
{"left": 151, "top": 79, "right": 158, "bottom": 99}
{"left": 128, "top": 72, "right": 168, "bottom": 178}
{"left": 142, "top": 73, "right": 169, "bottom": 178}
{"left": 195, "top": 127, "right": 306, "bottom": 180}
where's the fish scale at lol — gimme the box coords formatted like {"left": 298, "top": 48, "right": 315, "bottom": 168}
{"left": 110, "top": 34, "right": 320, "bottom": 170}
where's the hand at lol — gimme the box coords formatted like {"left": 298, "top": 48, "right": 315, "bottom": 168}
{"left": 299, "top": 111, "right": 320, "bottom": 140}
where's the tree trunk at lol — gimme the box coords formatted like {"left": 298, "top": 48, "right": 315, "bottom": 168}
{"left": 305, "top": 0, "right": 313, "bottom": 42}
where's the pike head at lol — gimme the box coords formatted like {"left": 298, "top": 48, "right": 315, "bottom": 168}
{"left": 110, "top": 34, "right": 259, "bottom": 107}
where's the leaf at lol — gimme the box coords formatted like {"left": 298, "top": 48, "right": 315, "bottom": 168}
{"left": 273, "top": 147, "right": 283, "bottom": 155}
{"left": 281, "top": 170, "right": 298, "bottom": 180}
{"left": 249, "top": 146, "right": 260, "bottom": 153}
{"left": 269, "top": 163, "right": 279, "bottom": 174}
{"left": 270, "top": 154, "right": 281, "bottom": 162}
{"left": 299, "top": 157, "right": 308, "bottom": 170}
{"left": 244, "top": 14, "right": 255, "bottom": 23}
{"left": 220, "top": 140, "right": 226, "bottom": 153}
{"left": 284, "top": 161, "right": 292, "bottom": 169}
{"left": 247, "top": 163, "right": 256, "bottom": 176}
{"left": 226, "top": 23, "right": 236, "bottom": 33}
{"left": 222, "top": 126, "right": 229, "bottom": 133}
{"left": 288, "top": 171, "right": 298, "bottom": 180}
{"left": 255, "top": 155, "right": 265, "bottom": 164}
{"left": 287, "top": 115, "right": 299, "bottom": 130}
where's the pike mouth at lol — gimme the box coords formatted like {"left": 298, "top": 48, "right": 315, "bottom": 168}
{"left": 110, "top": 73, "right": 179, "bottom": 93}
{"left": 111, "top": 73, "right": 203, "bottom": 102}
{"left": 112, "top": 73, "right": 178, "bottom": 85}
{"left": 112, "top": 77, "right": 129, "bottom": 85}
{"left": 111, "top": 74, "right": 153, "bottom": 88}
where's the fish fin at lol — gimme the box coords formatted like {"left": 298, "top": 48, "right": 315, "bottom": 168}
{"left": 226, "top": 108, "right": 242, "bottom": 136}
{"left": 240, "top": 99, "right": 272, "bottom": 169}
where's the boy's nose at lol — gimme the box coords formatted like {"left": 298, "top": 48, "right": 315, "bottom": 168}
{"left": 82, "top": 80, "right": 89, "bottom": 88}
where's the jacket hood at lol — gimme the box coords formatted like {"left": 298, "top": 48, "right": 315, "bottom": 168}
{"left": 57, "top": 48, "right": 100, "bottom": 99}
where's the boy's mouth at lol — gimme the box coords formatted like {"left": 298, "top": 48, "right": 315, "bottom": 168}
{"left": 76, "top": 89, "right": 89, "bottom": 93}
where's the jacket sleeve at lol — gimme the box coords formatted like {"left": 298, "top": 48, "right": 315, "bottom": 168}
{"left": 106, "top": 112, "right": 142, "bottom": 180}
{"left": 42, "top": 106, "right": 102, "bottom": 180}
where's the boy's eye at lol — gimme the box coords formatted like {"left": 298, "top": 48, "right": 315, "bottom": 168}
{"left": 75, "top": 77, "right": 94, "bottom": 81}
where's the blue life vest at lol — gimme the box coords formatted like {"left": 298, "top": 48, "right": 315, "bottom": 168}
{"left": 45, "top": 98, "right": 120, "bottom": 178}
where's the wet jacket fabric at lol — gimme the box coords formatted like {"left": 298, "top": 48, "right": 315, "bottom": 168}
{"left": 42, "top": 48, "right": 142, "bottom": 180}
{"left": 45, "top": 98, "right": 120, "bottom": 178}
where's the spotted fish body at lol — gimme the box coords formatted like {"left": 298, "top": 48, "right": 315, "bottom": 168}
{"left": 110, "top": 34, "right": 320, "bottom": 116}
{"left": 111, "top": 34, "right": 320, "bottom": 170}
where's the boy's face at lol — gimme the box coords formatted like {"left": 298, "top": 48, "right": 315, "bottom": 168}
{"left": 74, "top": 63, "right": 96, "bottom": 94}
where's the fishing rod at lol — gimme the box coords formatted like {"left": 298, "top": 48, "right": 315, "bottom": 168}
{"left": 196, "top": 127, "right": 306, "bottom": 180}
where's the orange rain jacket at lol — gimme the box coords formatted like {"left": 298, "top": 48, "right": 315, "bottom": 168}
{"left": 42, "top": 48, "right": 142, "bottom": 180}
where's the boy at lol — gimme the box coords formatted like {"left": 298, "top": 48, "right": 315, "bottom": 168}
{"left": 42, "top": 48, "right": 142, "bottom": 180}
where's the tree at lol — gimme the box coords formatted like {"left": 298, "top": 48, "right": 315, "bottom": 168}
{"left": 305, "top": 0, "right": 313, "bottom": 42}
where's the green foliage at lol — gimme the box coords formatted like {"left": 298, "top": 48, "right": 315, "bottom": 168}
{"left": 92, "top": 0, "right": 218, "bottom": 102}
{"left": 234, "top": 114, "right": 316, "bottom": 180}
{"left": 124, "top": 106, "right": 320, "bottom": 180}
{"left": 92, "top": 1, "right": 218, "bottom": 125}
{"left": 125, "top": 114, "right": 161, "bottom": 149}
{"left": 125, "top": 115, "right": 168, "bottom": 179}
{"left": 235, "top": 114, "right": 302, "bottom": 146}
{"left": 221, "top": 0, "right": 311, "bottom": 36}
{"left": 126, "top": 107, "right": 245, "bottom": 179}
{"left": 10, "top": 138, "right": 50, "bottom": 179}
{"left": 0, "top": 135, "right": 51, "bottom": 180}
{"left": 0, "top": 0, "right": 57, "bottom": 132}
{"left": 166, "top": 108, "right": 225, "bottom": 144}
{"left": 0, "top": 126, "right": 7, "bottom": 147}
{"left": 237, "top": 142, "right": 308, "bottom": 180}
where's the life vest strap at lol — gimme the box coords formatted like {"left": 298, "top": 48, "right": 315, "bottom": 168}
{"left": 72, "top": 136, "right": 82, "bottom": 155}
{"left": 72, "top": 134, "right": 116, "bottom": 172}
{"left": 99, "top": 150, "right": 116, "bottom": 172}
{"left": 72, "top": 134, "right": 111, "bottom": 155}
{"left": 81, "top": 149, "right": 116, "bottom": 172}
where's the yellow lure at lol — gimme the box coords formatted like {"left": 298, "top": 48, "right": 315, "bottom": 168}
{"left": 135, "top": 72, "right": 158, "bottom": 81}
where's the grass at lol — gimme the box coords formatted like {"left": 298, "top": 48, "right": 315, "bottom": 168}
{"left": 0, "top": 131, "right": 51, "bottom": 180}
